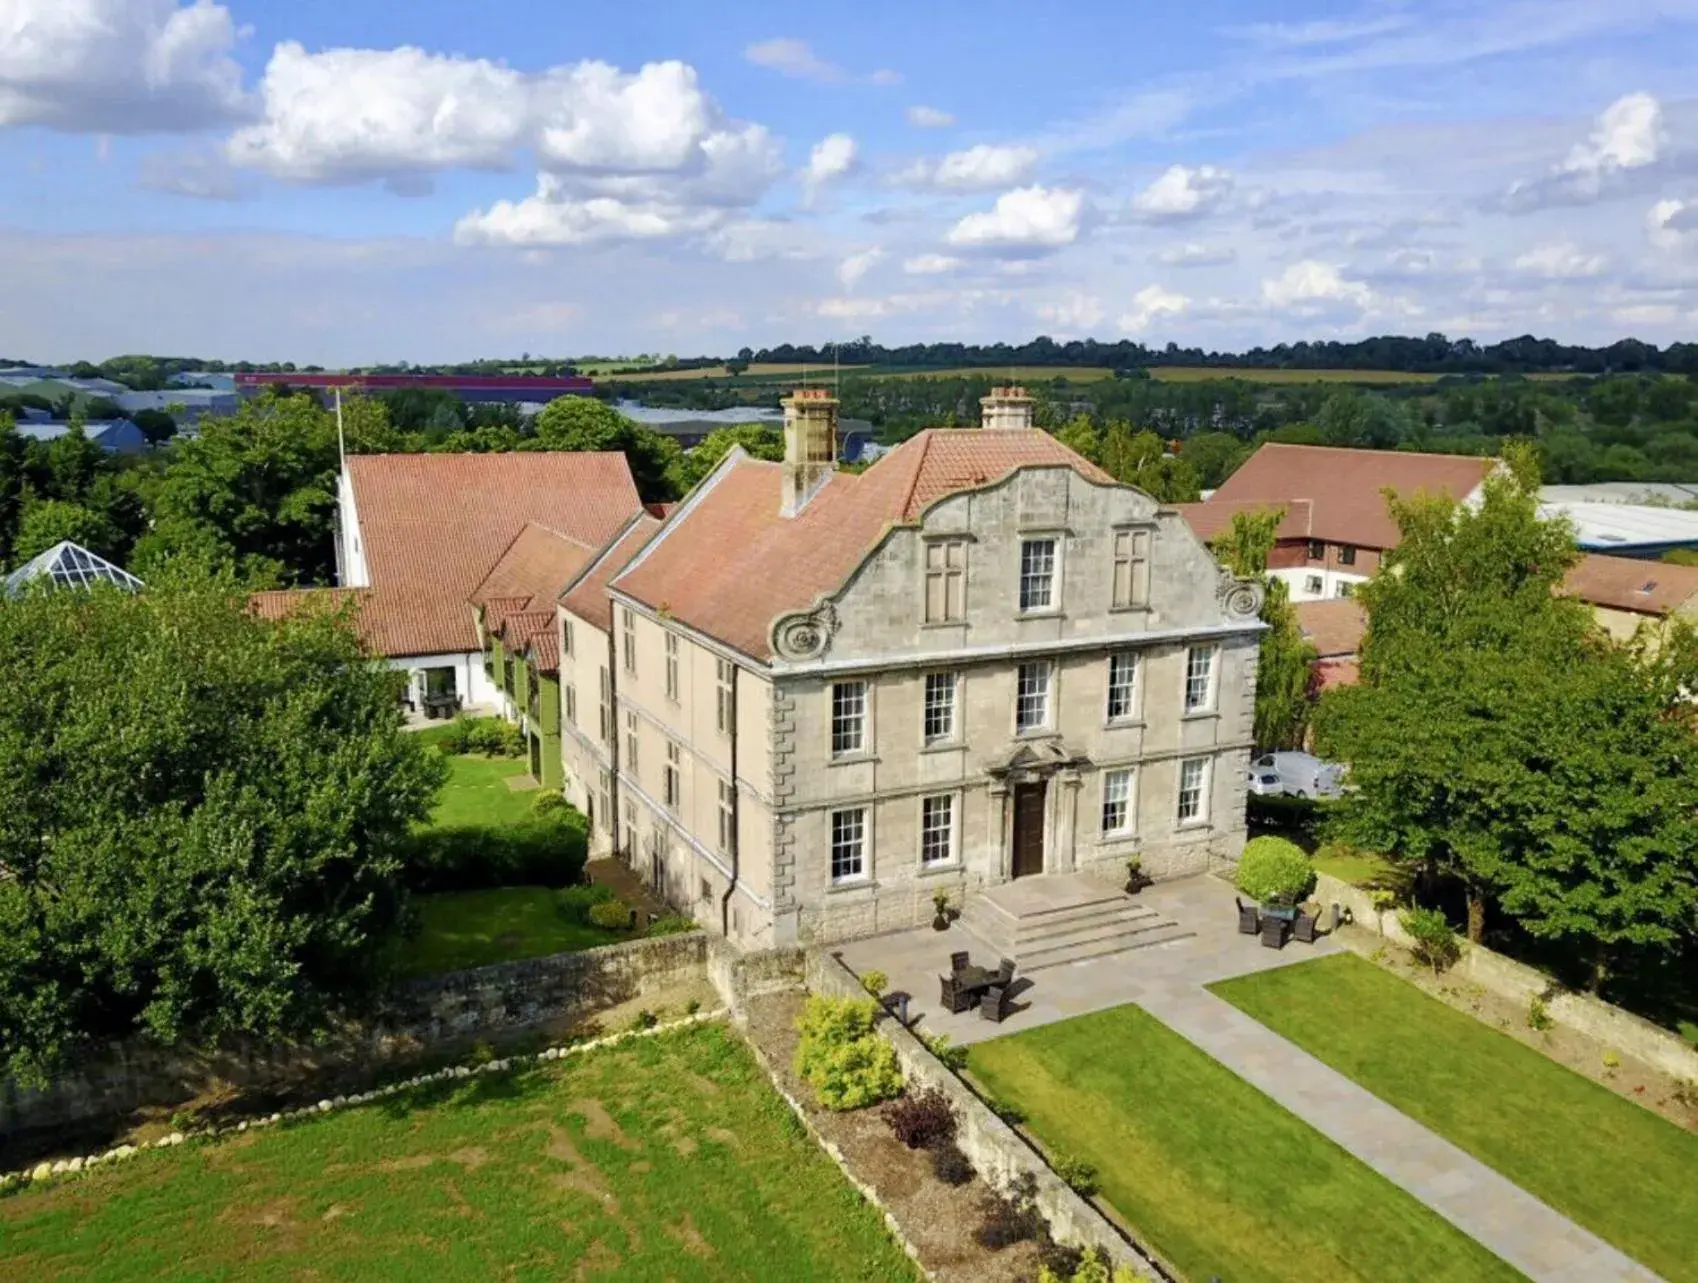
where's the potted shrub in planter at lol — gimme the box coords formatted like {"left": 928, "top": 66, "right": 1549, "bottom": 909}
{"left": 1234, "top": 836, "right": 1316, "bottom": 910}
{"left": 931, "top": 890, "right": 951, "bottom": 931}
{"left": 1124, "top": 856, "right": 1152, "bottom": 895}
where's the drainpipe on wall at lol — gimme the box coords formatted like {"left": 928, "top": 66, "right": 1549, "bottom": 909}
{"left": 719, "top": 663, "right": 740, "bottom": 939}
{"left": 607, "top": 636, "right": 623, "bottom": 865}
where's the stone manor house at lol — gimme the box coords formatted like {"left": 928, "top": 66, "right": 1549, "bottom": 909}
{"left": 268, "top": 387, "right": 1264, "bottom": 950}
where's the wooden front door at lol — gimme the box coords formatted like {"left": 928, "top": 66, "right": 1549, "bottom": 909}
{"left": 1011, "top": 782, "right": 1047, "bottom": 879}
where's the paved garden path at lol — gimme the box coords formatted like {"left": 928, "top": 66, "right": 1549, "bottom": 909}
{"left": 1134, "top": 977, "right": 1662, "bottom": 1283}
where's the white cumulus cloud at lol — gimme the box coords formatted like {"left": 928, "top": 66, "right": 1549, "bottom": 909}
{"left": 837, "top": 247, "right": 883, "bottom": 288}
{"left": 1503, "top": 92, "right": 1666, "bottom": 211}
{"left": 1035, "top": 292, "right": 1105, "bottom": 332}
{"left": 898, "top": 143, "right": 1038, "bottom": 191}
{"left": 946, "top": 185, "right": 1084, "bottom": 251}
{"left": 1261, "top": 260, "right": 1372, "bottom": 310}
{"left": 743, "top": 37, "right": 897, "bottom": 86}
{"left": 1130, "top": 164, "right": 1234, "bottom": 220}
{"left": 0, "top": 0, "right": 250, "bottom": 133}
{"left": 1117, "top": 284, "right": 1189, "bottom": 334}
{"left": 903, "top": 253, "right": 960, "bottom": 275}
{"left": 1647, "top": 198, "right": 1698, "bottom": 248}
{"left": 906, "top": 104, "right": 954, "bottom": 128}
{"left": 1513, "top": 242, "right": 1607, "bottom": 279}
{"left": 1153, "top": 241, "right": 1236, "bottom": 267}
{"left": 802, "top": 131, "right": 858, "bottom": 198}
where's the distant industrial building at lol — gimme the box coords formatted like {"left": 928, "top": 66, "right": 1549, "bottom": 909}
{"left": 16, "top": 419, "right": 150, "bottom": 454}
{"left": 613, "top": 400, "right": 878, "bottom": 456}
{"left": 235, "top": 372, "right": 595, "bottom": 405}
{"left": 1537, "top": 497, "right": 1698, "bottom": 558}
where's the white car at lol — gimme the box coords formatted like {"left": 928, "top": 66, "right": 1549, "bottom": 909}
{"left": 1246, "top": 769, "right": 1286, "bottom": 797}
{"left": 1251, "top": 751, "right": 1346, "bottom": 799}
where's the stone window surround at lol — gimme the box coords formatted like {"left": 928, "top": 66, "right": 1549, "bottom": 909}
{"left": 1100, "top": 766, "right": 1137, "bottom": 837}
{"left": 1105, "top": 651, "right": 1139, "bottom": 724}
{"left": 921, "top": 532, "right": 972, "bottom": 626}
{"left": 1014, "top": 658, "right": 1055, "bottom": 735}
{"left": 1183, "top": 644, "right": 1219, "bottom": 715}
{"left": 830, "top": 679, "right": 871, "bottom": 760}
{"left": 919, "top": 791, "right": 960, "bottom": 868}
{"left": 1016, "top": 533, "right": 1063, "bottom": 616}
{"left": 922, "top": 670, "right": 959, "bottom": 746}
{"left": 1177, "top": 754, "right": 1211, "bottom": 826}
{"left": 830, "top": 806, "right": 869, "bottom": 885}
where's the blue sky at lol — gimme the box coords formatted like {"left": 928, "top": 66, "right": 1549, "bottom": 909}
{"left": 2, "top": 0, "right": 1697, "bottom": 364}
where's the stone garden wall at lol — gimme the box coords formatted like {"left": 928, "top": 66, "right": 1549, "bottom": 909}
{"left": 803, "top": 950, "right": 1172, "bottom": 1281}
{"left": 1, "top": 932, "right": 709, "bottom": 1144}
{"left": 1315, "top": 871, "right": 1698, "bottom": 1083}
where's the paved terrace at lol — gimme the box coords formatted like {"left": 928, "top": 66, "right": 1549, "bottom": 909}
{"left": 835, "top": 874, "right": 1659, "bottom": 1283}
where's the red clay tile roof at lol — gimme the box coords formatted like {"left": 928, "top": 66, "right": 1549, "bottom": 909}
{"left": 345, "top": 452, "right": 641, "bottom": 655}
{"left": 1294, "top": 598, "right": 1367, "bottom": 658}
{"left": 612, "top": 428, "right": 1115, "bottom": 661}
{"left": 1562, "top": 553, "right": 1698, "bottom": 616}
{"left": 470, "top": 522, "right": 595, "bottom": 609}
{"left": 529, "top": 628, "right": 560, "bottom": 675}
{"left": 499, "top": 609, "right": 555, "bottom": 651}
{"left": 1170, "top": 498, "right": 1313, "bottom": 544}
{"left": 562, "top": 513, "right": 661, "bottom": 633}
{"left": 249, "top": 587, "right": 461, "bottom": 659}
{"left": 1208, "top": 444, "right": 1495, "bottom": 552}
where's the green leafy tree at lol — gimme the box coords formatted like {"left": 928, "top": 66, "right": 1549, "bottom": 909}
{"left": 0, "top": 580, "right": 446, "bottom": 1081}
{"left": 1180, "top": 431, "right": 1252, "bottom": 489}
{"left": 529, "top": 395, "right": 682, "bottom": 500}
{"left": 1210, "top": 507, "right": 1318, "bottom": 748}
{"left": 141, "top": 391, "right": 399, "bottom": 586}
{"left": 669, "top": 423, "right": 784, "bottom": 492}
{"left": 1315, "top": 445, "right": 1698, "bottom": 967}
{"left": 12, "top": 497, "right": 119, "bottom": 563}
{"left": 44, "top": 423, "right": 104, "bottom": 501}
{"left": 0, "top": 413, "right": 23, "bottom": 564}
{"left": 1052, "top": 414, "right": 1100, "bottom": 461}
{"left": 130, "top": 408, "right": 178, "bottom": 444}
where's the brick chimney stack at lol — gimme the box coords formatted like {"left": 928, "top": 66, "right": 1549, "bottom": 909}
{"left": 979, "top": 385, "right": 1035, "bottom": 430}
{"left": 780, "top": 387, "right": 839, "bottom": 517}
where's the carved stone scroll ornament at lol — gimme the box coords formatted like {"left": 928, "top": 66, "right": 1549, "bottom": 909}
{"left": 1216, "top": 568, "right": 1266, "bottom": 621}
{"left": 770, "top": 603, "right": 839, "bottom": 661}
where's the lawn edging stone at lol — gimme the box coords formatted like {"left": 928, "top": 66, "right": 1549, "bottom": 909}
{"left": 806, "top": 949, "right": 1173, "bottom": 1281}
{"left": 0, "top": 1008, "right": 729, "bottom": 1198}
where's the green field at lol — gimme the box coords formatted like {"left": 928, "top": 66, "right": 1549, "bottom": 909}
{"left": 969, "top": 1004, "right": 1519, "bottom": 1283}
{"left": 1213, "top": 954, "right": 1698, "bottom": 1282}
{"left": 0, "top": 1023, "right": 915, "bottom": 1282}
{"left": 399, "top": 886, "right": 627, "bottom": 977}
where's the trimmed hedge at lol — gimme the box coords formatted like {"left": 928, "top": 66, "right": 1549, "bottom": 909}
{"left": 404, "top": 810, "right": 588, "bottom": 893}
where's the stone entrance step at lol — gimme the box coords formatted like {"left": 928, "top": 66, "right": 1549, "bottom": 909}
{"left": 960, "top": 873, "right": 1194, "bottom": 972}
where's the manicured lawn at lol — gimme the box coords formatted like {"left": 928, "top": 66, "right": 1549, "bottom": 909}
{"left": 1309, "top": 847, "right": 1399, "bottom": 888}
{"left": 428, "top": 752, "right": 535, "bottom": 830}
{"left": 969, "top": 1005, "right": 1518, "bottom": 1283}
{"left": 0, "top": 1023, "right": 915, "bottom": 1282}
{"left": 399, "top": 887, "right": 627, "bottom": 977}
{"left": 1212, "top": 954, "right": 1698, "bottom": 1282}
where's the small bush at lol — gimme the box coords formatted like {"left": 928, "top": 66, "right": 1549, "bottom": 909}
{"left": 646, "top": 913, "right": 697, "bottom": 937}
{"left": 556, "top": 882, "right": 616, "bottom": 923}
{"left": 883, "top": 1088, "right": 957, "bottom": 1150}
{"left": 974, "top": 1173, "right": 1044, "bottom": 1250}
{"left": 629, "top": 1009, "right": 658, "bottom": 1031}
{"left": 1052, "top": 1153, "right": 1099, "bottom": 1198}
{"left": 860, "top": 969, "right": 888, "bottom": 998}
{"left": 531, "top": 790, "right": 571, "bottom": 817}
{"left": 438, "top": 716, "right": 476, "bottom": 755}
{"left": 1399, "top": 906, "right": 1460, "bottom": 974}
{"left": 1527, "top": 994, "right": 1554, "bottom": 1032}
{"left": 685, "top": 998, "right": 701, "bottom": 1016}
{"left": 931, "top": 1140, "right": 974, "bottom": 1186}
{"left": 793, "top": 995, "right": 903, "bottom": 1112}
{"left": 1037, "top": 1241, "right": 1086, "bottom": 1280}
{"left": 989, "top": 1096, "right": 1027, "bottom": 1127}
{"left": 923, "top": 1032, "right": 968, "bottom": 1072}
{"left": 468, "top": 1039, "right": 496, "bottom": 1066}
{"left": 588, "top": 899, "right": 634, "bottom": 931}
{"left": 1039, "top": 1248, "right": 1139, "bottom": 1283}
{"left": 465, "top": 718, "right": 509, "bottom": 755}
{"left": 1235, "top": 835, "right": 1316, "bottom": 904}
